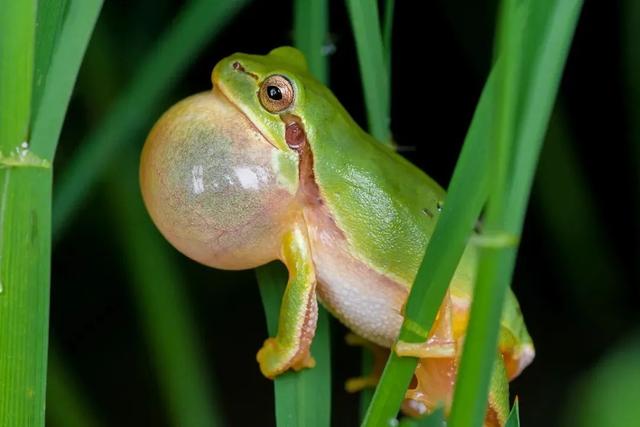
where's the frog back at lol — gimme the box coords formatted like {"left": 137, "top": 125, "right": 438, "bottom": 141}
{"left": 303, "top": 88, "right": 445, "bottom": 286}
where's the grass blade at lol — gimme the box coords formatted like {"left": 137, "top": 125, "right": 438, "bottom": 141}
{"left": 32, "top": 0, "right": 69, "bottom": 116}
{"left": 256, "top": 2, "right": 331, "bottom": 425}
{"left": 448, "top": 0, "right": 523, "bottom": 424}
{"left": 345, "top": 0, "right": 390, "bottom": 143}
{"left": 31, "top": 0, "right": 103, "bottom": 160}
{"left": 345, "top": 0, "right": 395, "bottom": 418}
{"left": 504, "top": 399, "right": 520, "bottom": 427}
{"left": 294, "top": 0, "right": 329, "bottom": 84}
{"left": 0, "top": 0, "right": 100, "bottom": 424}
{"left": 382, "top": 0, "right": 395, "bottom": 88}
{"left": 0, "top": 1, "right": 39, "bottom": 423}
{"left": 364, "top": 0, "right": 582, "bottom": 424}
{"left": 108, "top": 151, "right": 223, "bottom": 427}
{"left": 52, "top": 0, "right": 250, "bottom": 238}
{"left": 362, "top": 64, "right": 499, "bottom": 427}
{"left": 449, "top": 1, "right": 583, "bottom": 426}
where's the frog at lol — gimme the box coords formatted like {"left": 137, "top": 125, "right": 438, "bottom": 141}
{"left": 139, "top": 46, "right": 534, "bottom": 426}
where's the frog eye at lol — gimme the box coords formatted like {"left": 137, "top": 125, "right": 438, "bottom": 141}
{"left": 259, "top": 75, "right": 294, "bottom": 113}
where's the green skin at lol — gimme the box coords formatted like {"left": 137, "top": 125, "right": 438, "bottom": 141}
{"left": 139, "top": 47, "right": 534, "bottom": 424}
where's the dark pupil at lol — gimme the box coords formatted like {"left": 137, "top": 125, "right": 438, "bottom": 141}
{"left": 267, "top": 86, "right": 282, "bottom": 100}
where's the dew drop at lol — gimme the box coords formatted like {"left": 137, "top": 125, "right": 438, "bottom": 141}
{"left": 18, "top": 141, "right": 30, "bottom": 158}
{"left": 321, "top": 40, "right": 336, "bottom": 56}
{"left": 0, "top": 279, "right": 4, "bottom": 295}
{"left": 387, "top": 418, "right": 399, "bottom": 427}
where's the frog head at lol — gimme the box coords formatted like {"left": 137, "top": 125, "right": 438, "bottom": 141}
{"left": 140, "top": 47, "right": 317, "bottom": 270}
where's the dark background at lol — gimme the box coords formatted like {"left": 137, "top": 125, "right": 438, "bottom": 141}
{"left": 51, "top": 1, "right": 639, "bottom": 426}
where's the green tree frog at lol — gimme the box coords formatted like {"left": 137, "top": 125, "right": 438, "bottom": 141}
{"left": 139, "top": 47, "right": 534, "bottom": 426}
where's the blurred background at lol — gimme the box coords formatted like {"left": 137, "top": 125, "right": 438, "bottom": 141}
{"left": 49, "top": 0, "right": 639, "bottom": 426}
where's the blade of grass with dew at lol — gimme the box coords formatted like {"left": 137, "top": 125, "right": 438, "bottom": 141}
{"left": 46, "top": 349, "right": 103, "bottom": 427}
{"left": 449, "top": 1, "right": 583, "bottom": 426}
{"left": 52, "top": 0, "right": 250, "bottom": 239}
{"left": 256, "top": 2, "right": 331, "bottom": 425}
{"left": 449, "top": 0, "right": 523, "bottom": 424}
{"left": 0, "top": 1, "right": 38, "bottom": 423}
{"left": 0, "top": 1, "right": 101, "bottom": 424}
{"left": 345, "top": 0, "right": 390, "bottom": 143}
{"left": 108, "top": 150, "right": 223, "bottom": 427}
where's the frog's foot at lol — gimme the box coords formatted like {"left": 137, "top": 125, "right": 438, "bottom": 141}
{"left": 396, "top": 288, "right": 456, "bottom": 360}
{"left": 401, "top": 356, "right": 457, "bottom": 418}
{"left": 344, "top": 333, "right": 389, "bottom": 393}
{"left": 257, "top": 337, "right": 316, "bottom": 378}
{"left": 401, "top": 354, "right": 510, "bottom": 427}
{"left": 345, "top": 375, "right": 379, "bottom": 393}
{"left": 398, "top": 291, "right": 458, "bottom": 418}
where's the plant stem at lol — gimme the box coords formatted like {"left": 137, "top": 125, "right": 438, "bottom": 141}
{"left": 0, "top": 3, "right": 45, "bottom": 425}
{"left": 0, "top": 1, "right": 101, "bottom": 424}
{"left": 345, "top": 0, "right": 390, "bottom": 143}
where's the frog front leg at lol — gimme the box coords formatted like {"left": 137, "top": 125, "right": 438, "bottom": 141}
{"left": 257, "top": 222, "right": 318, "bottom": 378}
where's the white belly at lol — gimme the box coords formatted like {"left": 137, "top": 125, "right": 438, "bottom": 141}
{"left": 304, "top": 207, "right": 408, "bottom": 348}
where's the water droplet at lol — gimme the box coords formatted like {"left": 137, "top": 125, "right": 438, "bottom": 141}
{"left": 321, "top": 40, "right": 336, "bottom": 56}
{"left": 0, "top": 279, "right": 4, "bottom": 295}
{"left": 436, "top": 200, "right": 444, "bottom": 212}
{"left": 387, "top": 418, "right": 399, "bottom": 427}
{"left": 18, "top": 141, "right": 30, "bottom": 158}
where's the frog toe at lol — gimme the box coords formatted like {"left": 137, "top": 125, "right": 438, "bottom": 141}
{"left": 257, "top": 337, "right": 315, "bottom": 378}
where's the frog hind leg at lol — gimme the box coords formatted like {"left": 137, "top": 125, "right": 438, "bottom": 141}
{"left": 397, "top": 292, "right": 510, "bottom": 427}
{"left": 398, "top": 291, "right": 458, "bottom": 417}
{"left": 256, "top": 222, "right": 318, "bottom": 378}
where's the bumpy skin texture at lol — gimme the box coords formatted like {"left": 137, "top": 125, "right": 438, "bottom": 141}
{"left": 140, "top": 46, "right": 534, "bottom": 425}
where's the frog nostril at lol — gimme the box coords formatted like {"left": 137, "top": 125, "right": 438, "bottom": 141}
{"left": 232, "top": 61, "right": 245, "bottom": 72}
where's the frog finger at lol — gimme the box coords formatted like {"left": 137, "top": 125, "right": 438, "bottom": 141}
{"left": 256, "top": 222, "right": 318, "bottom": 378}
